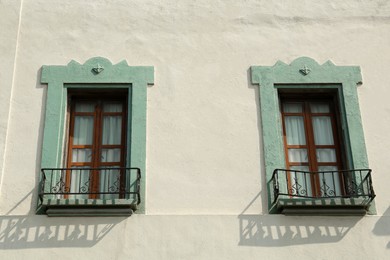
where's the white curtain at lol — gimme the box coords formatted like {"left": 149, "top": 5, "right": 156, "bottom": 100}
{"left": 288, "top": 149, "right": 308, "bottom": 163}
{"left": 99, "top": 103, "right": 122, "bottom": 199}
{"left": 73, "top": 116, "right": 93, "bottom": 145}
{"left": 285, "top": 116, "right": 306, "bottom": 145}
{"left": 283, "top": 103, "right": 302, "bottom": 113}
{"left": 100, "top": 147, "right": 121, "bottom": 199}
{"left": 310, "top": 103, "right": 329, "bottom": 113}
{"left": 75, "top": 102, "right": 95, "bottom": 112}
{"left": 312, "top": 116, "right": 334, "bottom": 145}
{"left": 284, "top": 108, "right": 310, "bottom": 197}
{"left": 70, "top": 106, "right": 94, "bottom": 199}
{"left": 69, "top": 102, "right": 123, "bottom": 199}
{"left": 318, "top": 166, "right": 341, "bottom": 196}
{"left": 102, "top": 116, "right": 122, "bottom": 145}
{"left": 316, "top": 149, "right": 336, "bottom": 162}
{"left": 103, "top": 102, "right": 122, "bottom": 112}
{"left": 100, "top": 169, "right": 121, "bottom": 199}
{"left": 311, "top": 103, "right": 341, "bottom": 196}
{"left": 72, "top": 149, "right": 92, "bottom": 162}
{"left": 289, "top": 166, "right": 312, "bottom": 197}
{"left": 70, "top": 168, "right": 90, "bottom": 199}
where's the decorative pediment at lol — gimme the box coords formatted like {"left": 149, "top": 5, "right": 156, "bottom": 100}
{"left": 251, "top": 57, "right": 362, "bottom": 85}
{"left": 41, "top": 57, "right": 154, "bottom": 85}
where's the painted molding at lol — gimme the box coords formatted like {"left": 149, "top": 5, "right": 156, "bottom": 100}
{"left": 250, "top": 57, "right": 374, "bottom": 214}
{"left": 92, "top": 63, "right": 104, "bottom": 74}
{"left": 299, "top": 65, "right": 311, "bottom": 76}
{"left": 39, "top": 57, "right": 154, "bottom": 214}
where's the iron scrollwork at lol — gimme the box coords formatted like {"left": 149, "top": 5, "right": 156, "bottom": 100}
{"left": 272, "top": 168, "right": 375, "bottom": 203}
{"left": 39, "top": 167, "right": 141, "bottom": 205}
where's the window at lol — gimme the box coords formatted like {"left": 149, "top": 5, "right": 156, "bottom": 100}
{"left": 37, "top": 57, "right": 154, "bottom": 216}
{"left": 280, "top": 94, "right": 344, "bottom": 198}
{"left": 251, "top": 57, "right": 375, "bottom": 215}
{"left": 66, "top": 92, "right": 127, "bottom": 200}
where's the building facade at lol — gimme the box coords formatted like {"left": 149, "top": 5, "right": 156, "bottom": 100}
{"left": 0, "top": 0, "right": 389, "bottom": 259}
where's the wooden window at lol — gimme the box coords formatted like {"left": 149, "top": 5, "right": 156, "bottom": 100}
{"left": 66, "top": 93, "right": 127, "bottom": 199}
{"left": 280, "top": 95, "right": 344, "bottom": 197}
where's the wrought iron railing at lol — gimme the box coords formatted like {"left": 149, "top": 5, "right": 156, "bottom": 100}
{"left": 271, "top": 169, "right": 375, "bottom": 204}
{"left": 39, "top": 167, "right": 141, "bottom": 204}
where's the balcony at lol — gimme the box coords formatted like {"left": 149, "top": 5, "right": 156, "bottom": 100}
{"left": 270, "top": 169, "right": 375, "bottom": 215}
{"left": 37, "top": 167, "right": 141, "bottom": 216}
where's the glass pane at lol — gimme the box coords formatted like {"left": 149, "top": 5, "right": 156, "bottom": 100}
{"left": 75, "top": 102, "right": 95, "bottom": 113}
{"left": 103, "top": 102, "right": 122, "bottom": 112}
{"left": 289, "top": 166, "right": 312, "bottom": 197}
{"left": 73, "top": 116, "right": 94, "bottom": 145}
{"left": 310, "top": 103, "right": 330, "bottom": 113}
{"left": 316, "top": 149, "right": 336, "bottom": 162}
{"left": 69, "top": 167, "right": 91, "bottom": 199}
{"left": 102, "top": 116, "right": 122, "bottom": 145}
{"left": 318, "top": 166, "right": 341, "bottom": 196}
{"left": 312, "top": 116, "right": 334, "bottom": 145}
{"left": 285, "top": 116, "right": 306, "bottom": 145}
{"left": 101, "top": 149, "right": 121, "bottom": 162}
{"left": 288, "top": 149, "right": 308, "bottom": 162}
{"left": 283, "top": 103, "right": 303, "bottom": 113}
{"left": 99, "top": 168, "right": 121, "bottom": 199}
{"left": 72, "top": 149, "right": 92, "bottom": 162}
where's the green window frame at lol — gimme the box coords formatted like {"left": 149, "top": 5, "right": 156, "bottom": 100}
{"left": 251, "top": 57, "right": 375, "bottom": 214}
{"left": 37, "top": 57, "right": 154, "bottom": 215}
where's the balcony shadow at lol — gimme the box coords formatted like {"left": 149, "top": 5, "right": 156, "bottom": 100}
{"left": 238, "top": 189, "right": 361, "bottom": 247}
{"left": 372, "top": 206, "right": 390, "bottom": 249}
{"left": 238, "top": 214, "right": 360, "bottom": 247}
{"left": 0, "top": 215, "right": 125, "bottom": 249}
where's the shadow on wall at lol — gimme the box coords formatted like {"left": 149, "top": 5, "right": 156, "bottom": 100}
{"left": 238, "top": 191, "right": 362, "bottom": 247}
{"left": 372, "top": 206, "right": 390, "bottom": 249}
{"left": 0, "top": 215, "right": 125, "bottom": 249}
{"left": 237, "top": 214, "right": 361, "bottom": 247}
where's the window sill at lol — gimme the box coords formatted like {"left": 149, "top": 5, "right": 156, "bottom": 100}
{"left": 271, "top": 197, "right": 373, "bottom": 216}
{"left": 36, "top": 198, "right": 137, "bottom": 217}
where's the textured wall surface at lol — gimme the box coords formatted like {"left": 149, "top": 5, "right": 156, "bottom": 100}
{"left": 0, "top": 0, "right": 389, "bottom": 259}
{"left": 0, "top": 0, "right": 22, "bottom": 193}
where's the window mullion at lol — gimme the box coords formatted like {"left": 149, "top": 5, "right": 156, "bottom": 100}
{"left": 90, "top": 101, "right": 102, "bottom": 197}
{"left": 93, "top": 101, "right": 103, "bottom": 168}
{"left": 304, "top": 101, "right": 321, "bottom": 197}
{"left": 304, "top": 101, "right": 317, "bottom": 171}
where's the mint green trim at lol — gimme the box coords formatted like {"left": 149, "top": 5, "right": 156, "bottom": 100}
{"left": 251, "top": 57, "right": 375, "bottom": 214}
{"left": 39, "top": 57, "right": 154, "bottom": 214}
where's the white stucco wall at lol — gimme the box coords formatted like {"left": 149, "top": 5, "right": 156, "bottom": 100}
{"left": 0, "top": 0, "right": 390, "bottom": 259}
{"left": 0, "top": 0, "right": 22, "bottom": 192}
{"left": 0, "top": 214, "right": 389, "bottom": 259}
